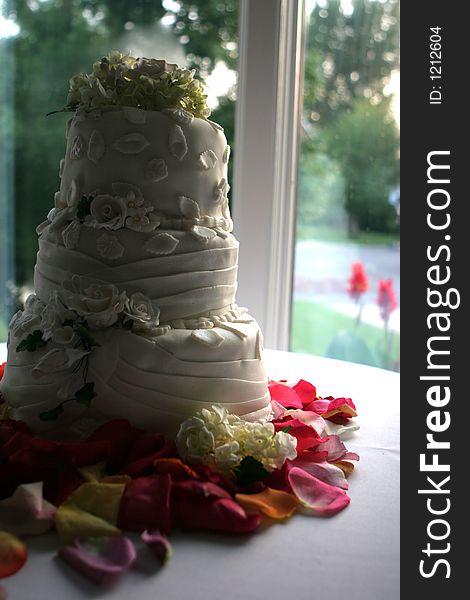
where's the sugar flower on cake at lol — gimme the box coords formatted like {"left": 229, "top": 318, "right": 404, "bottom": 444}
{"left": 87, "top": 194, "right": 127, "bottom": 230}
{"left": 32, "top": 346, "right": 90, "bottom": 378}
{"left": 123, "top": 292, "right": 161, "bottom": 337}
{"left": 61, "top": 275, "right": 127, "bottom": 329}
{"left": 41, "top": 290, "right": 77, "bottom": 341}
{"left": 9, "top": 294, "right": 45, "bottom": 339}
{"left": 176, "top": 405, "right": 297, "bottom": 474}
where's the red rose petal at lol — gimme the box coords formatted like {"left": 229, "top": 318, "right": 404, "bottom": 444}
{"left": 268, "top": 383, "right": 303, "bottom": 409}
{"left": 172, "top": 480, "right": 260, "bottom": 533}
{"left": 289, "top": 459, "right": 349, "bottom": 490}
{"left": 288, "top": 467, "right": 350, "bottom": 516}
{"left": 58, "top": 536, "right": 136, "bottom": 586}
{"left": 292, "top": 380, "right": 317, "bottom": 407}
{"left": 118, "top": 474, "right": 172, "bottom": 534}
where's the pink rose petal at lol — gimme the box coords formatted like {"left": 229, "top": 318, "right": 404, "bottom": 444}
{"left": 141, "top": 530, "right": 172, "bottom": 564}
{"left": 288, "top": 467, "right": 350, "bottom": 516}
{"left": 289, "top": 459, "right": 349, "bottom": 490}
{"left": 58, "top": 536, "right": 136, "bottom": 586}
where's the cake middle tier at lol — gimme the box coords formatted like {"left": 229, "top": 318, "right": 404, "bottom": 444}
{"left": 34, "top": 226, "right": 239, "bottom": 322}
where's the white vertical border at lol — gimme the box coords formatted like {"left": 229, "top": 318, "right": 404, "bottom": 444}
{"left": 233, "top": 0, "right": 305, "bottom": 350}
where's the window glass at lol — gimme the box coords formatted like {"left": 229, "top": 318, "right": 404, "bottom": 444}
{"left": 0, "top": 0, "right": 238, "bottom": 340}
{"left": 291, "top": 0, "right": 400, "bottom": 371}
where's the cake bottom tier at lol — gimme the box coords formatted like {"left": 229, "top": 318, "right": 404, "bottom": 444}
{"left": 1, "top": 319, "right": 271, "bottom": 438}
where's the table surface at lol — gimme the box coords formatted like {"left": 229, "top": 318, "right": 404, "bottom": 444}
{"left": 1, "top": 346, "right": 400, "bottom": 600}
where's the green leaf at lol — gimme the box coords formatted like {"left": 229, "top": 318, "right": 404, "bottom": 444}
{"left": 39, "top": 403, "right": 65, "bottom": 421}
{"left": 234, "top": 456, "right": 269, "bottom": 486}
{"left": 16, "top": 330, "right": 47, "bottom": 353}
{"left": 74, "top": 325, "right": 100, "bottom": 350}
{"left": 75, "top": 382, "right": 96, "bottom": 407}
{"left": 76, "top": 195, "right": 94, "bottom": 220}
{"left": 280, "top": 426, "right": 292, "bottom": 434}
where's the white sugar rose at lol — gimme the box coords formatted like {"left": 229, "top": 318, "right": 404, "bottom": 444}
{"left": 123, "top": 292, "right": 160, "bottom": 336}
{"left": 62, "top": 275, "right": 127, "bottom": 329}
{"left": 51, "top": 325, "right": 79, "bottom": 346}
{"left": 88, "top": 194, "right": 127, "bottom": 230}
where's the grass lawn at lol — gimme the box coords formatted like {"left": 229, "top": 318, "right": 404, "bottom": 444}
{"left": 291, "top": 299, "right": 400, "bottom": 371}
{"left": 296, "top": 224, "right": 399, "bottom": 246}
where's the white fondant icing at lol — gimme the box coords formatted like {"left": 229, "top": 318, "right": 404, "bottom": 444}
{"left": 122, "top": 106, "right": 147, "bottom": 124}
{"left": 163, "top": 108, "right": 194, "bottom": 126}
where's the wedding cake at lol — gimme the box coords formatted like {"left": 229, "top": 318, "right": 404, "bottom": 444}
{"left": 0, "top": 53, "right": 271, "bottom": 437}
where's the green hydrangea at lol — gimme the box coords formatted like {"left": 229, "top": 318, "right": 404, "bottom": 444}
{"left": 64, "top": 51, "right": 211, "bottom": 118}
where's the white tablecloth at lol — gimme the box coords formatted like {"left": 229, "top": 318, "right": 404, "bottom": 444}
{"left": 1, "top": 346, "right": 400, "bottom": 600}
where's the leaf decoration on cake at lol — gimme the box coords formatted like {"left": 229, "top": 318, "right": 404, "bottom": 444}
{"left": 147, "top": 158, "right": 168, "bottom": 182}
{"left": 178, "top": 195, "right": 200, "bottom": 219}
{"left": 197, "top": 149, "right": 218, "bottom": 170}
{"left": 16, "top": 330, "right": 47, "bottom": 353}
{"left": 62, "top": 220, "right": 81, "bottom": 249}
{"left": 169, "top": 125, "right": 188, "bottom": 160}
{"left": 97, "top": 234, "right": 125, "bottom": 260}
{"left": 191, "top": 225, "right": 217, "bottom": 242}
{"left": 122, "top": 106, "right": 146, "bottom": 124}
{"left": 144, "top": 233, "right": 179, "bottom": 256}
{"left": 70, "top": 135, "right": 85, "bottom": 159}
{"left": 163, "top": 107, "right": 194, "bottom": 126}
{"left": 67, "top": 177, "right": 82, "bottom": 208}
{"left": 59, "top": 158, "right": 65, "bottom": 178}
{"left": 213, "top": 178, "right": 228, "bottom": 203}
{"left": 223, "top": 145, "right": 231, "bottom": 164}
{"left": 113, "top": 133, "right": 150, "bottom": 154}
{"left": 191, "top": 329, "right": 224, "bottom": 347}
{"left": 87, "top": 129, "right": 105, "bottom": 164}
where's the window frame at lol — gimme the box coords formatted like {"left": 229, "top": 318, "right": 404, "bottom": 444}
{"left": 233, "top": 0, "right": 305, "bottom": 350}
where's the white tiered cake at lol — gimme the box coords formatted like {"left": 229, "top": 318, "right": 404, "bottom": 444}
{"left": 0, "top": 55, "right": 271, "bottom": 437}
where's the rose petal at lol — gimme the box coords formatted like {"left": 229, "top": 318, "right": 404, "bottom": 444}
{"left": 289, "top": 459, "right": 349, "bottom": 490}
{"left": 141, "top": 530, "right": 172, "bottom": 564}
{"left": 333, "top": 461, "right": 356, "bottom": 476}
{"left": 118, "top": 474, "right": 172, "bottom": 534}
{"left": 58, "top": 536, "right": 136, "bottom": 586}
{"left": 0, "top": 482, "right": 56, "bottom": 536}
{"left": 172, "top": 480, "right": 260, "bottom": 533}
{"left": 235, "top": 487, "right": 299, "bottom": 519}
{"left": 55, "top": 504, "right": 122, "bottom": 545}
{"left": 322, "top": 397, "right": 357, "bottom": 419}
{"left": 315, "top": 435, "right": 360, "bottom": 463}
{"left": 0, "top": 531, "right": 28, "bottom": 578}
{"left": 268, "top": 382, "right": 303, "bottom": 409}
{"left": 292, "top": 380, "right": 317, "bottom": 407}
{"left": 273, "top": 418, "right": 322, "bottom": 453}
{"left": 153, "top": 458, "right": 199, "bottom": 480}
{"left": 288, "top": 467, "right": 350, "bottom": 516}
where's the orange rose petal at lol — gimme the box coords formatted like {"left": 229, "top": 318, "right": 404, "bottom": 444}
{"left": 322, "top": 404, "right": 357, "bottom": 419}
{"left": 333, "top": 461, "right": 356, "bottom": 476}
{"left": 154, "top": 458, "right": 199, "bottom": 479}
{"left": 0, "top": 531, "right": 28, "bottom": 578}
{"left": 235, "top": 487, "right": 300, "bottom": 520}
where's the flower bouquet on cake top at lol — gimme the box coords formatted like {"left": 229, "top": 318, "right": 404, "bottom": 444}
{"left": 0, "top": 53, "right": 359, "bottom": 589}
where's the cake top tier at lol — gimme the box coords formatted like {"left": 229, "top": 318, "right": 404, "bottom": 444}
{"left": 63, "top": 51, "right": 210, "bottom": 119}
